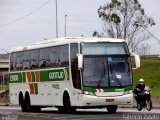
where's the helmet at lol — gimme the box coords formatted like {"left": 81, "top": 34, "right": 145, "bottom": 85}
{"left": 139, "top": 79, "right": 144, "bottom": 85}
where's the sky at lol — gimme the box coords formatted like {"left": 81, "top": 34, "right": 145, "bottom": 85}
{"left": 0, "top": 0, "right": 160, "bottom": 54}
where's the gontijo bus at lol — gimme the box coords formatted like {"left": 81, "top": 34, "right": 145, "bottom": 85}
{"left": 9, "top": 37, "right": 140, "bottom": 113}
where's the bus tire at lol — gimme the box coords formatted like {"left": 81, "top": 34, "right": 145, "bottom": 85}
{"left": 63, "top": 92, "right": 76, "bottom": 113}
{"left": 21, "top": 92, "right": 31, "bottom": 112}
{"left": 21, "top": 99, "right": 26, "bottom": 112}
{"left": 106, "top": 105, "right": 117, "bottom": 113}
{"left": 19, "top": 92, "right": 24, "bottom": 105}
{"left": 21, "top": 99, "right": 31, "bottom": 112}
{"left": 63, "top": 94, "right": 71, "bottom": 113}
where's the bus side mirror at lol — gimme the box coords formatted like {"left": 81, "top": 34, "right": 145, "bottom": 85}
{"left": 131, "top": 53, "right": 140, "bottom": 69}
{"left": 77, "top": 54, "right": 83, "bottom": 70}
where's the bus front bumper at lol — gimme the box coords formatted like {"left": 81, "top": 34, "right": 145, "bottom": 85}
{"left": 80, "top": 93, "right": 133, "bottom": 107}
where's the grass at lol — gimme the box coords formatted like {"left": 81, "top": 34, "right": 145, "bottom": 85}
{"left": 132, "top": 59, "right": 160, "bottom": 96}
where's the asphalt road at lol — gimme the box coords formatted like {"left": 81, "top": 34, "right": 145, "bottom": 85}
{"left": 0, "top": 106, "right": 159, "bottom": 120}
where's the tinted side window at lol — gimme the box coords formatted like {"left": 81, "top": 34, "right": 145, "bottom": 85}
{"left": 49, "top": 46, "right": 59, "bottom": 67}
{"left": 10, "top": 45, "right": 69, "bottom": 71}
{"left": 16, "top": 52, "right": 23, "bottom": 71}
{"left": 10, "top": 53, "right": 16, "bottom": 71}
{"left": 70, "top": 43, "right": 81, "bottom": 89}
{"left": 23, "top": 51, "right": 30, "bottom": 70}
{"left": 59, "top": 45, "right": 69, "bottom": 67}
{"left": 39, "top": 48, "right": 50, "bottom": 68}
{"left": 30, "top": 49, "right": 39, "bottom": 69}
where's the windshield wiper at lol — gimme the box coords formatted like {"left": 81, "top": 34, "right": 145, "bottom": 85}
{"left": 97, "top": 62, "right": 106, "bottom": 88}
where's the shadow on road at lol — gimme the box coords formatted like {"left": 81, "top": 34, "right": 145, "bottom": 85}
{"left": 34, "top": 109, "right": 123, "bottom": 115}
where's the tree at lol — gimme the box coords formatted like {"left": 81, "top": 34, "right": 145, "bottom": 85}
{"left": 93, "top": 0, "right": 155, "bottom": 53}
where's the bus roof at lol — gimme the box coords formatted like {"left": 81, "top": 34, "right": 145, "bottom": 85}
{"left": 11, "top": 37, "right": 126, "bottom": 52}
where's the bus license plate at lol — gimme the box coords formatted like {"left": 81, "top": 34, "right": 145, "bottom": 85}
{"left": 106, "top": 99, "right": 114, "bottom": 102}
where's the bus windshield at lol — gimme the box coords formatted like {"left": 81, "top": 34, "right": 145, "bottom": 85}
{"left": 82, "top": 43, "right": 132, "bottom": 88}
{"left": 82, "top": 42, "right": 129, "bottom": 55}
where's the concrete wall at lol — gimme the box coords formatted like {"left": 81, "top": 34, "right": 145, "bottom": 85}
{"left": 151, "top": 96, "right": 160, "bottom": 108}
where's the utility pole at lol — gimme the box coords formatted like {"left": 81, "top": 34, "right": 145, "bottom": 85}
{"left": 65, "top": 14, "right": 67, "bottom": 37}
{"left": 55, "top": 0, "right": 58, "bottom": 38}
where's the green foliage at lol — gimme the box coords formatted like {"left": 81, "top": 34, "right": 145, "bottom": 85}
{"left": 133, "top": 59, "right": 160, "bottom": 96}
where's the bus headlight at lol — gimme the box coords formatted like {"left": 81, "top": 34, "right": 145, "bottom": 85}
{"left": 123, "top": 90, "right": 133, "bottom": 95}
{"left": 82, "top": 91, "right": 96, "bottom": 96}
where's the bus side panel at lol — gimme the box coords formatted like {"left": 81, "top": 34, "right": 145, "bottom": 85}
{"left": 9, "top": 83, "right": 29, "bottom": 105}
{"left": 9, "top": 81, "right": 77, "bottom": 107}
{"left": 30, "top": 82, "right": 64, "bottom": 106}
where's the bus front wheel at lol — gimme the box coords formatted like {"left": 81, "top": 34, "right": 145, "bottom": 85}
{"left": 63, "top": 95, "right": 72, "bottom": 113}
{"left": 62, "top": 92, "right": 76, "bottom": 113}
{"left": 106, "top": 105, "right": 117, "bottom": 113}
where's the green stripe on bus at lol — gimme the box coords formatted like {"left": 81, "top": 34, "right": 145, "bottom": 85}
{"left": 83, "top": 85, "right": 133, "bottom": 92}
{"left": 83, "top": 87, "right": 97, "bottom": 92}
{"left": 124, "top": 86, "right": 133, "bottom": 91}
{"left": 40, "top": 69, "right": 64, "bottom": 81}
{"left": 34, "top": 83, "right": 38, "bottom": 95}
{"left": 22, "top": 72, "right": 26, "bottom": 83}
{"left": 9, "top": 68, "right": 70, "bottom": 83}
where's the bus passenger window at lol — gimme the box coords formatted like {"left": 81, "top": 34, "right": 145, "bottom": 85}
{"left": 30, "top": 49, "right": 39, "bottom": 69}
{"left": 16, "top": 52, "right": 23, "bottom": 70}
{"left": 39, "top": 48, "right": 50, "bottom": 69}
{"left": 10, "top": 53, "right": 16, "bottom": 71}
{"left": 49, "top": 46, "right": 59, "bottom": 67}
{"left": 23, "top": 51, "right": 30, "bottom": 70}
{"left": 59, "top": 45, "right": 69, "bottom": 67}
{"left": 40, "top": 61, "right": 47, "bottom": 68}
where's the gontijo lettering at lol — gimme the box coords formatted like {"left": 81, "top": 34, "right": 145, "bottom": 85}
{"left": 49, "top": 71, "right": 64, "bottom": 79}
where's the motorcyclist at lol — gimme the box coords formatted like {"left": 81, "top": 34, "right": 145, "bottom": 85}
{"left": 134, "top": 79, "right": 145, "bottom": 100}
{"left": 134, "top": 79, "right": 152, "bottom": 111}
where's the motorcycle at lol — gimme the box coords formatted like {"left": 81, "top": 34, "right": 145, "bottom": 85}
{"left": 135, "top": 85, "right": 152, "bottom": 111}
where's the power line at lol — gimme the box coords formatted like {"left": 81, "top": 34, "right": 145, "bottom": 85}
{"left": 135, "top": 23, "right": 160, "bottom": 43}
{"left": 150, "top": 42, "right": 160, "bottom": 47}
{"left": 0, "top": 0, "right": 51, "bottom": 27}
{"left": 143, "top": 27, "right": 160, "bottom": 43}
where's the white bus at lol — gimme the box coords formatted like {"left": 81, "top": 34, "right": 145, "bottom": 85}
{"left": 9, "top": 37, "right": 140, "bottom": 113}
